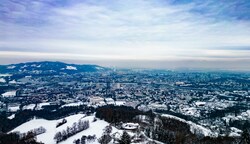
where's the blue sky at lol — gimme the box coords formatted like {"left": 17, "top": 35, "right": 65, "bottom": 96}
{"left": 0, "top": 0, "right": 250, "bottom": 70}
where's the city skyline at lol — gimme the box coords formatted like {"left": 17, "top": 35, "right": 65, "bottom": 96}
{"left": 1, "top": 0, "right": 250, "bottom": 70}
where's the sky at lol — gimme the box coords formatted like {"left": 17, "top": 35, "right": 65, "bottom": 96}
{"left": 0, "top": 0, "right": 250, "bottom": 70}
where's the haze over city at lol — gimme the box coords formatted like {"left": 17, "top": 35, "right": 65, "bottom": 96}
{"left": 1, "top": 0, "right": 250, "bottom": 70}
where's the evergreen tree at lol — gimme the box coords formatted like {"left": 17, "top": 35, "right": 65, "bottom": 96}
{"left": 240, "top": 129, "right": 250, "bottom": 144}
{"left": 104, "top": 125, "right": 112, "bottom": 134}
{"left": 80, "top": 135, "right": 86, "bottom": 144}
{"left": 98, "top": 134, "right": 112, "bottom": 144}
{"left": 119, "top": 131, "right": 131, "bottom": 144}
{"left": 73, "top": 139, "right": 80, "bottom": 144}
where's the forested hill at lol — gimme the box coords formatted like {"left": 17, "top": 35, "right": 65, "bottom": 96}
{"left": 0, "top": 61, "right": 109, "bottom": 74}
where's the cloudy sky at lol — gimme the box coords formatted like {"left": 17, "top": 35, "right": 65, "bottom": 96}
{"left": 1, "top": 0, "right": 250, "bottom": 70}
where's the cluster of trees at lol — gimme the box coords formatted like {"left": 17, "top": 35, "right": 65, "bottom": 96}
{"left": 56, "top": 118, "right": 67, "bottom": 128}
{"left": 228, "top": 119, "right": 250, "bottom": 131}
{"left": 0, "top": 131, "right": 43, "bottom": 144}
{"left": 24, "top": 126, "right": 46, "bottom": 137}
{"left": 0, "top": 105, "right": 94, "bottom": 132}
{"left": 98, "top": 125, "right": 113, "bottom": 144}
{"left": 98, "top": 125, "right": 132, "bottom": 144}
{"left": 205, "top": 105, "right": 248, "bottom": 119}
{"left": 118, "top": 131, "right": 131, "bottom": 144}
{"left": 96, "top": 105, "right": 154, "bottom": 124}
{"left": 54, "top": 120, "right": 89, "bottom": 143}
{"left": 73, "top": 135, "right": 96, "bottom": 144}
{"left": 144, "top": 116, "right": 194, "bottom": 143}
{"left": 0, "top": 85, "right": 16, "bottom": 95}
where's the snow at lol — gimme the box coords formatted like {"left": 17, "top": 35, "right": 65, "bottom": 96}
{"left": 2, "top": 90, "right": 16, "bottom": 97}
{"left": 105, "top": 98, "right": 115, "bottom": 105}
{"left": 0, "top": 74, "right": 12, "bottom": 77}
{"left": 8, "top": 114, "right": 15, "bottom": 119}
{"left": 195, "top": 102, "right": 206, "bottom": 106}
{"left": 66, "top": 66, "right": 77, "bottom": 70}
{"left": 7, "top": 66, "right": 16, "bottom": 69}
{"left": 115, "top": 101, "right": 125, "bottom": 106}
{"left": 162, "top": 114, "right": 216, "bottom": 137}
{"left": 8, "top": 105, "right": 20, "bottom": 112}
{"left": 9, "top": 80, "right": 17, "bottom": 84}
{"left": 11, "top": 114, "right": 121, "bottom": 144}
{"left": 61, "top": 102, "right": 84, "bottom": 108}
{"left": 23, "top": 104, "right": 36, "bottom": 110}
{"left": 148, "top": 103, "right": 167, "bottom": 109}
{"left": 60, "top": 116, "right": 120, "bottom": 144}
{"left": 223, "top": 110, "right": 250, "bottom": 122}
{"left": 229, "top": 127, "right": 242, "bottom": 137}
{"left": 95, "top": 67, "right": 104, "bottom": 70}
{"left": 182, "top": 107, "right": 198, "bottom": 116}
{"left": 36, "top": 102, "right": 51, "bottom": 110}
{"left": 21, "top": 65, "right": 28, "bottom": 69}
{"left": 0, "top": 78, "right": 6, "bottom": 83}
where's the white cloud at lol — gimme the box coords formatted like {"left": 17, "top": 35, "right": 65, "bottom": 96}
{"left": 0, "top": 0, "right": 250, "bottom": 70}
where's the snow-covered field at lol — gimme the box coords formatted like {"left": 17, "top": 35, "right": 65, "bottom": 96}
{"left": 8, "top": 114, "right": 15, "bottom": 119}
{"left": 23, "top": 104, "right": 36, "bottom": 110}
{"left": 35, "top": 102, "right": 51, "bottom": 110}
{"left": 7, "top": 66, "right": 16, "bottom": 69}
{"left": 61, "top": 102, "right": 84, "bottom": 108}
{"left": 0, "top": 78, "right": 6, "bottom": 83}
{"left": 0, "top": 73, "right": 12, "bottom": 77}
{"left": 11, "top": 114, "right": 121, "bottom": 144}
{"left": 66, "top": 66, "right": 77, "bottom": 70}
{"left": 2, "top": 90, "right": 16, "bottom": 97}
{"left": 9, "top": 80, "right": 17, "bottom": 84}
{"left": 8, "top": 105, "right": 20, "bottom": 112}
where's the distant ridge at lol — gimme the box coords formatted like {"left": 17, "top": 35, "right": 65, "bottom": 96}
{"left": 0, "top": 61, "right": 109, "bottom": 74}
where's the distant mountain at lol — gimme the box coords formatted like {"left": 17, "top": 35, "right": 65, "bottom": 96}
{"left": 0, "top": 61, "right": 109, "bottom": 74}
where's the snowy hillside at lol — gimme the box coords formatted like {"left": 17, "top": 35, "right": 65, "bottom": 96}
{"left": 11, "top": 114, "right": 121, "bottom": 144}
{"left": 0, "top": 61, "right": 109, "bottom": 74}
{"left": 161, "top": 114, "right": 217, "bottom": 137}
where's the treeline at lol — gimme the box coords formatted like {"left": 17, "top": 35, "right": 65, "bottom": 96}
{"left": 98, "top": 125, "right": 132, "bottom": 144}
{"left": 229, "top": 120, "right": 250, "bottom": 131}
{"left": 145, "top": 116, "right": 245, "bottom": 144}
{"left": 145, "top": 116, "right": 195, "bottom": 143}
{"left": 0, "top": 105, "right": 94, "bottom": 132}
{"left": 206, "top": 105, "right": 248, "bottom": 119}
{"left": 0, "top": 131, "right": 43, "bottom": 144}
{"left": 96, "top": 105, "right": 154, "bottom": 123}
{"left": 95, "top": 105, "right": 250, "bottom": 144}
{"left": 73, "top": 135, "right": 96, "bottom": 144}
{"left": 0, "top": 85, "right": 16, "bottom": 96}
{"left": 155, "top": 109, "right": 197, "bottom": 122}
{"left": 25, "top": 126, "right": 46, "bottom": 137}
{"left": 56, "top": 118, "right": 67, "bottom": 128}
{"left": 54, "top": 120, "right": 89, "bottom": 143}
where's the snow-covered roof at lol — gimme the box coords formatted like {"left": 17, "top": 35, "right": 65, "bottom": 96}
{"left": 122, "top": 123, "right": 139, "bottom": 130}
{"left": 66, "top": 66, "right": 77, "bottom": 70}
{"left": 195, "top": 102, "right": 206, "bottom": 106}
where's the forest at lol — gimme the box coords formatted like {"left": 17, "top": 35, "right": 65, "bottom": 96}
{"left": 96, "top": 105, "right": 250, "bottom": 144}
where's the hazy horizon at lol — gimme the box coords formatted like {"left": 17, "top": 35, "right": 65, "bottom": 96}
{"left": 1, "top": 0, "right": 250, "bottom": 70}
